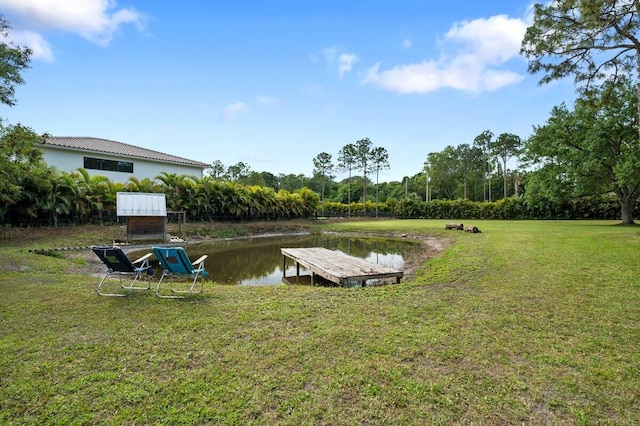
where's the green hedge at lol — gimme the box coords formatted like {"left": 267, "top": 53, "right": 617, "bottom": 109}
{"left": 392, "top": 195, "right": 634, "bottom": 220}
{"left": 318, "top": 196, "right": 636, "bottom": 220}
{"left": 320, "top": 201, "right": 393, "bottom": 217}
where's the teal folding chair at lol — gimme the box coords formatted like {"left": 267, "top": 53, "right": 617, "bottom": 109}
{"left": 92, "top": 246, "right": 154, "bottom": 296}
{"left": 152, "top": 246, "right": 208, "bottom": 299}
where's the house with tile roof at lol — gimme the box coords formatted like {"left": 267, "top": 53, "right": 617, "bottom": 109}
{"left": 39, "top": 136, "right": 208, "bottom": 183}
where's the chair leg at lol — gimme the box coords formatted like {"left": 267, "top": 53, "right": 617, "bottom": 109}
{"left": 169, "top": 274, "right": 204, "bottom": 295}
{"left": 122, "top": 270, "right": 151, "bottom": 291}
{"left": 156, "top": 272, "right": 189, "bottom": 299}
{"left": 97, "top": 272, "right": 130, "bottom": 297}
{"left": 156, "top": 272, "right": 203, "bottom": 299}
{"left": 193, "top": 274, "right": 204, "bottom": 294}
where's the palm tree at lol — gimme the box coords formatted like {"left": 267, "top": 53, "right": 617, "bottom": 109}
{"left": 156, "top": 172, "right": 197, "bottom": 212}
{"left": 39, "top": 172, "right": 74, "bottom": 227}
{"left": 67, "top": 170, "right": 87, "bottom": 218}
{"left": 125, "top": 177, "right": 159, "bottom": 193}
{"left": 296, "top": 188, "right": 320, "bottom": 217}
{"left": 191, "top": 176, "right": 219, "bottom": 220}
{"left": 74, "top": 168, "right": 114, "bottom": 222}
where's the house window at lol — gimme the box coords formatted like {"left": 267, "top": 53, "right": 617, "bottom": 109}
{"left": 84, "top": 157, "right": 134, "bottom": 173}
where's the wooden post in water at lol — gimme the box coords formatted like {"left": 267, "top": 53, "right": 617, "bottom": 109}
{"left": 282, "top": 255, "right": 286, "bottom": 280}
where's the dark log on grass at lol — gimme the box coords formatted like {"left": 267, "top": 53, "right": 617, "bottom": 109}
{"left": 445, "top": 223, "right": 464, "bottom": 230}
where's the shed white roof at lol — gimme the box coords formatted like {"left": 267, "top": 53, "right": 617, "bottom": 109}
{"left": 117, "top": 192, "right": 167, "bottom": 217}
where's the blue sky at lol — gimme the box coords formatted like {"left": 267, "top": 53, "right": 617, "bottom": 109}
{"left": 1, "top": 0, "right": 577, "bottom": 182}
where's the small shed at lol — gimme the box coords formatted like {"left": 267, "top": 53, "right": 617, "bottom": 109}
{"left": 117, "top": 192, "right": 167, "bottom": 242}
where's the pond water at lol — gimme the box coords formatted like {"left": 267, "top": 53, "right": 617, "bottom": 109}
{"left": 131, "top": 233, "right": 422, "bottom": 286}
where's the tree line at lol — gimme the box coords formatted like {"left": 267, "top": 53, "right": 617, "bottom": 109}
{"left": 2, "top": 1, "right": 640, "bottom": 225}
{"left": 0, "top": 129, "right": 321, "bottom": 225}
{"left": 205, "top": 137, "right": 396, "bottom": 217}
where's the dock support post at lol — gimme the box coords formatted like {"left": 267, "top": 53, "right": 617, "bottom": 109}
{"left": 282, "top": 255, "right": 286, "bottom": 279}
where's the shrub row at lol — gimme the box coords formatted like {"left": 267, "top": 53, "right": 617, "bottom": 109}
{"left": 391, "top": 195, "right": 634, "bottom": 220}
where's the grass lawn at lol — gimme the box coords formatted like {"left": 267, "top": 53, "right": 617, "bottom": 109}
{"left": 1, "top": 219, "right": 639, "bottom": 424}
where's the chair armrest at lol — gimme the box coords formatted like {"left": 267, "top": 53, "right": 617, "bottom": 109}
{"left": 132, "top": 253, "right": 153, "bottom": 264}
{"left": 192, "top": 255, "right": 208, "bottom": 265}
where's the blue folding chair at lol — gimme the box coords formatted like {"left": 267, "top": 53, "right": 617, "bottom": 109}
{"left": 152, "top": 246, "right": 208, "bottom": 299}
{"left": 92, "top": 246, "right": 154, "bottom": 297}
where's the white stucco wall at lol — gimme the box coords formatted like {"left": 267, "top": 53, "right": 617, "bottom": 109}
{"left": 42, "top": 146, "right": 204, "bottom": 183}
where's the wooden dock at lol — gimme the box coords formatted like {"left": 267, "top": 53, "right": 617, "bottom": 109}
{"left": 281, "top": 247, "right": 403, "bottom": 287}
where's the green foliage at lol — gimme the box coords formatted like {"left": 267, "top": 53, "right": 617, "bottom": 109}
{"left": 313, "top": 152, "right": 334, "bottom": 215}
{"left": 0, "top": 124, "right": 48, "bottom": 215}
{"left": 491, "top": 133, "right": 523, "bottom": 198}
{"left": 0, "top": 167, "right": 323, "bottom": 225}
{"left": 338, "top": 143, "right": 358, "bottom": 208}
{"left": 391, "top": 195, "right": 633, "bottom": 221}
{"left": 321, "top": 200, "right": 392, "bottom": 217}
{"left": 525, "top": 78, "right": 640, "bottom": 224}
{"left": 427, "top": 146, "right": 461, "bottom": 199}
{"left": 0, "top": 14, "right": 32, "bottom": 107}
{"left": 278, "top": 173, "right": 311, "bottom": 192}
{"left": 1, "top": 140, "right": 635, "bottom": 225}
{"left": 226, "top": 161, "right": 251, "bottom": 183}
{"left": 522, "top": 0, "right": 640, "bottom": 90}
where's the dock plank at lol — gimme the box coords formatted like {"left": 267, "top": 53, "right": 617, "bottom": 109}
{"left": 281, "top": 247, "right": 403, "bottom": 286}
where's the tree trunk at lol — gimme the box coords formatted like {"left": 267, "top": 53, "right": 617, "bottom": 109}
{"left": 637, "top": 60, "right": 640, "bottom": 142}
{"left": 488, "top": 176, "right": 492, "bottom": 202}
{"left": 321, "top": 175, "right": 325, "bottom": 217}
{"left": 375, "top": 169, "right": 380, "bottom": 218}
{"left": 363, "top": 169, "right": 367, "bottom": 216}
{"left": 618, "top": 193, "right": 636, "bottom": 225}
{"left": 347, "top": 168, "right": 352, "bottom": 217}
{"left": 503, "top": 157, "right": 508, "bottom": 199}
{"left": 463, "top": 177, "right": 467, "bottom": 200}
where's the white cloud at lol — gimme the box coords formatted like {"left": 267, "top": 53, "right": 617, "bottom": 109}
{"left": 5, "top": 29, "right": 53, "bottom": 62}
{"left": 444, "top": 14, "right": 526, "bottom": 64}
{"left": 363, "top": 14, "right": 527, "bottom": 94}
{"left": 319, "top": 46, "right": 358, "bottom": 77}
{"left": 255, "top": 95, "right": 279, "bottom": 105}
{"left": 402, "top": 39, "right": 412, "bottom": 50}
{"left": 0, "top": 0, "right": 146, "bottom": 58}
{"left": 222, "top": 102, "right": 248, "bottom": 122}
{"left": 322, "top": 47, "right": 338, "bottom": 61}
{"left": 337, "top": 53, "right": 358, "bottom": 78}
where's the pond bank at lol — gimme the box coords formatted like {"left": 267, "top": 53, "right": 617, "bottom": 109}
{"left": 4, "top": 219, "right": 447, "bottom": 283}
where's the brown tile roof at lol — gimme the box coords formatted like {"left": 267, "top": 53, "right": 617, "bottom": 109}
{"left": 42, "top": 136, "right": 208, "bottom": 168}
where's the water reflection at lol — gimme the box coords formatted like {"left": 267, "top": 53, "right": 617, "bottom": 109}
{"left": 131, "top": 234, "right": 421, "bottom": 286}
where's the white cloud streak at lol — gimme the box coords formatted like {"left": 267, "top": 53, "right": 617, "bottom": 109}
{"left": 255, "top": 95, "right": 279, "bottom": 105}
{"left": 6, "top": 29, "right": 53, "bottom": 62}
{"left": 320, "top": 46, "right": 358, "bottom": 77}
{"left": 337, "top": 53, "right": 358, "bottom": 78}
{"left": 363, "top": 14, "right": 528, "bottom": 94}
{"left": 222, "top": 102, "right": 248, "bottom": 122}
{"left": 0, "top": 0, "right": 146, "bottom": 59}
